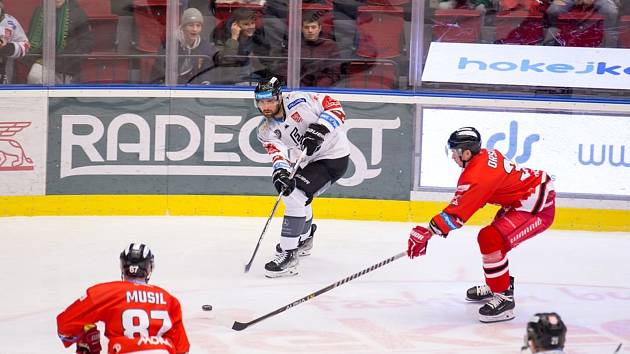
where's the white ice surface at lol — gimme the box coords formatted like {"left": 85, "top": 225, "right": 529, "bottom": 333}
{"left": 0, "top": 216, "right": 628, "bottom": 354}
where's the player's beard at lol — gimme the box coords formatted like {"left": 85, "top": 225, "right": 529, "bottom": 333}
{"left": 261, "top": 102, "right": 282, "bottom": 119}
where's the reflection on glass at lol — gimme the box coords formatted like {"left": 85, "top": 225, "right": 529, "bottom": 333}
{"left": 3, "top": 0, "right": 41, "bottom": 84}
{"left": 25, "top": 0, "right": 94, "bottom": 84}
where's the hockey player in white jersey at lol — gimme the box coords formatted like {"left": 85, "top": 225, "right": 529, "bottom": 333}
{"left": 254, "top": 76, "right": 350, "bottom": 277}
{"left": 0, "top": 0, "right": 29, "bottom": 83}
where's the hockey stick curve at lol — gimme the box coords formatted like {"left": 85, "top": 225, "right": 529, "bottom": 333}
{"left": 243, "top": 149, "right": 308, "bottom": 273}
{"left": 233, "top": 251, "right": 407, "bottom": 330}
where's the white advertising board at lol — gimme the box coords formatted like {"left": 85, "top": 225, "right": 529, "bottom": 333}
{"left": 0, "top": 94, "right": 47, "bottom": 195}
{"left": 420, "top": 109, "right": 630, "bottom": 196}
{"left": 422, "top": 42, "right": 630, "bottom": 90}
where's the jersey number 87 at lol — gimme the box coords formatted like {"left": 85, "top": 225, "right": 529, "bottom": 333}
{"left": 122, "top": 309, "right": 172, "bottom": 337}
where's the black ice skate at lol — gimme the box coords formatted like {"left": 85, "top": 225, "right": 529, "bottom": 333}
{"left": 466, "top": 276, "right": 514, "bottom": 301}
{"left": 275, "top": 224, "right": 317, "bottom": 257}
{"left": 478, "top": 289, "right": 515, "bottom": 323}
{"left": 265, "top": 249, "right": 299, "bottom": 278}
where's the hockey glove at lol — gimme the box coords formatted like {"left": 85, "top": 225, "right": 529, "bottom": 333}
{"left": 301, "top": 123, "right": 329, "bottom": 156}
{"left": 407, "top": 225, "right": 433, "bottom": 259}
{"left": 76, "top": 324, "right": 101, "bottom": 354}
{"left": 272, "top": 168, "right": 296, "bottom": 196}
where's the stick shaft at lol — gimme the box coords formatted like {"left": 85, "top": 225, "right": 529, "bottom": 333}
{"left": 233, "top": 251, "right": 406, "bottom": 330}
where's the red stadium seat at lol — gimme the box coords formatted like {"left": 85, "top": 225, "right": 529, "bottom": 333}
{"left": 355, "top": 6, "right": 404, "bottom": 58}
{"left": 344, "top": 60, "right": 398, "bottom": 89}
{"left": 365, "top": 0, "right": 410, "bottom": 5}
{"left": 495, "top": 10, "right": 544, "bottom": 45}
{"left": 133, "top": 0, "right": 166, "bottom": 83}
{"left": 500, "top": 0, "right": 545, "bottom": 12}
{"left": 85, "top": 16, "right": 119, "bottom": 52}
{"left": 75, "top": 0, "right": 112, "bottom": 15}
{"left": 556, "top": 9, "right": 604, "bottom": 47}
{"left": 80, "top": 56, "right": 130, "bottom": 83}
{"left": 4, "top": 0, "right": 42, "bottom": 32}
{"left": 432, "top": 9, "right": 481, "bottom": 43}
{"left": 618, "top": 15, "right": 630, "bottom": 48}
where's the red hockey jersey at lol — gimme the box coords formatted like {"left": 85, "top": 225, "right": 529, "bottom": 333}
{"left": 57, "top": 281, "right": 189, "bottom": 354}
{"left": 431, "top": 149, "right": 550, "bottom": 235}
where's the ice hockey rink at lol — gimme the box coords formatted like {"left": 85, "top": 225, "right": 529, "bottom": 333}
{"left": 0, "top": 216, "right": 628, "bottom": 354}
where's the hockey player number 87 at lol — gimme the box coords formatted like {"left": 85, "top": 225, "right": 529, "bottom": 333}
{"left": 122, "top": 309, "right": 172, "bottom": 337}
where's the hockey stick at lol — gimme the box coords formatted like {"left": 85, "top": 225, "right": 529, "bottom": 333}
{"left": 243, "top": 149, "right": 308, "bottom": 273}
{"left": 233, "top": 251, "right": 407, "bottom": 330}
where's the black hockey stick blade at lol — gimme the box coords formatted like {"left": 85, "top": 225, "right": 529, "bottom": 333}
{"left": 232, "top": 321, "right": 249, "bottom": 331}
{"left": 233, "top": 251, "right": 406, "bottom": 331}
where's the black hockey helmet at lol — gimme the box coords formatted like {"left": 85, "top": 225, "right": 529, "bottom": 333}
{"left": 120, "top": 243, "right": 154, "bottom": 281}
{"left": 525, "top": 312, "right": 567, "bottom": 351}
{"left": 448, "top": 127, "right": 482, "bottom": 154}
{"left": 254, "top": 76, "right": 281, "bottom": 102}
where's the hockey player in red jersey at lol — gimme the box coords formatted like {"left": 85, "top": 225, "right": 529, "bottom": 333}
{"left": 407, "top": 127, "right": 556, "bottom": 323}
{"left": 57, "top": 243, "right": 190, "bottom": 354}
{"left": 254, "top": 76, "right": 350, "bottom": 278}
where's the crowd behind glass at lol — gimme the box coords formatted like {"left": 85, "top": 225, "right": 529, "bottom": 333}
{"left": 0, "top": 0, "right": 627, "bottom": 94}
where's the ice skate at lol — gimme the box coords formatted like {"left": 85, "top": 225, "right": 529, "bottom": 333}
{"left": 275, "top": 224, "right": 317, "bottom": 257}
{"left": 466, "top": 276, "right": 514, "bottom": 301}
{"left": 265, "top": 249, "right": 298, "bottom": 278}
{"left": 478, "top": 289, "right": 515, "bottom": 323}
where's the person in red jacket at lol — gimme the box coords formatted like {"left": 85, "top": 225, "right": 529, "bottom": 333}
{"left": 407, "top": 127, "right": 556, "bottom": 323}
{"left": 57, "top": 243, "right": 190, "bottom": 354}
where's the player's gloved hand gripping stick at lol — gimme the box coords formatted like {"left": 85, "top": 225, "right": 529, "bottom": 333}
{"left": 244, "top": 149, "right": 308, "bottom": 273}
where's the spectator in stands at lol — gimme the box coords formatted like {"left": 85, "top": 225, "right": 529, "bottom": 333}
{"left": 212, "top": 7, "right": 271, "bottom": 85}
{"left": 438, "top": 0, "right": 492, "bottom": 14}
{"left": 0, "top": 0, "right": 29, "bottom": 84}
{"left": 269, "top": 10, "right": 341, "bottom": 88}
{"left": 24, "top": 0, "right": 94, "bottom": 84}
{"left": 544, "top": 0, "right": 620, "bottom": 47}
{"left": 151, "top": 8, "right": 215, "bottom": 84}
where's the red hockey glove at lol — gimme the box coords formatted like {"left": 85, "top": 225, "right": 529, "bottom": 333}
{"left": 76, "top": 324, "right": 101, "bottom": 354}
{"left": 407, "top": 225, "right": 433, "bottom": 259}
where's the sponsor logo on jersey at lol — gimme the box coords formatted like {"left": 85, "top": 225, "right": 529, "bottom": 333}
{"left": 287, "top": 98, "right": 306, "bottom": 110}
{"left": 274, "top": 129, "right": 282, "bottom": 139}
{"left": 322, "top": 96, "right": 341, "bottom": 110}
{"left": 291, "top": 112, "right": 302, "bottom": 123}
{"left": 126, "top": 290, "right": 167, "bottom": 304}
{"left": 137, "top": 336, "right": 173, "bottom": 348}
{"left": 289, "top": 127, "right": 303, "bottom": 145}
{"left": 0, "top": 121, "right": 34, "bottom": 171}
{"left": 456, "top": 184, "right": 470, "bottom": 192}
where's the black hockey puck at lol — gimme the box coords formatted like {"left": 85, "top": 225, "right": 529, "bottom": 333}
{"left": 202, "top": 304, "right": 213, "bottom": 311}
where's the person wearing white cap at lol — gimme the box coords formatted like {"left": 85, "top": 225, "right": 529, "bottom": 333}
{"left": 151, "top": 7, "right": 215, "bottom": 84}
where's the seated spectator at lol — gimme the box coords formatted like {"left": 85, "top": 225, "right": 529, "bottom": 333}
{"left": 269, "top": 10, "right": 341, "bottom": 87}
{"left": 24, "top": 0, "right": 94, "bottom": 84}
{"left": 438, "top": 0, "right": 491, "bottom": 14}
{"left": 211, "top": 8, "right": 271, "bottom": 85}
{"left": 150, "top": 8, "right": 215, "bottom": 84}
{"left": 544, "top": 0, "right": 620, "bottom": 46}
{"left": 0, "top": 0, "right": 29, "bottom": 84}
{"left": 522, "top": 312, "right": 567, "bottom": 353}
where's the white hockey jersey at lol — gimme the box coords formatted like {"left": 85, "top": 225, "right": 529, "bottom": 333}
{"left": 256, "top": 91, "right": 351, "bottom": 171}
{"left": 0, "top": 14, "right": 29, "bottom": 58}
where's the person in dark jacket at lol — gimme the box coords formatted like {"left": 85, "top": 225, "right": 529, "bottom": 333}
{"left": 151, "top": 7, "right": 215, "bottom": 84}
{"left": 25, "top": 0, "right": 94, "bottom": 84}
{"left": 269, "top": 10, "right": 341, "bottom": 88}
{"left": 211, "top": 8, "right": 271, "bottom": 85}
